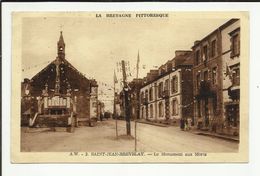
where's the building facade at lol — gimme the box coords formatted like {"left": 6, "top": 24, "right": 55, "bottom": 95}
{"left": 221, "top": 19, "right": 240, "bottom": 135}
{"left": 192, "top": 19, "right": 240, "bottom": 135}
{"left": 139, "top": 51, "right": 193, "bottom": 124}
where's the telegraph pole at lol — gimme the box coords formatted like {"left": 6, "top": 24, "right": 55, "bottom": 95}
{"left": 113, "top": 70, "right": 118, "bottom": 139}
{"left": 135, "top": 50, "right": 140, "bottom": 151}
{"left": 136, "top": 50, "right": 140, "bottom": 79}
{"left": 121, "top": 60, "right": 131, "bottom": 136}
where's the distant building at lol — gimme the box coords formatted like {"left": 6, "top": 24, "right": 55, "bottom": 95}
{"left": 118, "top": 78, "right": 144, "bottom": 120}
{"left": 139, "top": 50, "right": 193, "bottom": 124}
{"left": 21, "top": 31, "right": 98, "bottom": 127}
{"left": 128, "top": 78, "right": 144, "bottom": 120}
{"left": 192, "top": 19, "right": 240, "bottom": 135}
{"left": 97, "top": 100, "right": 105, "bottom": 120}
{"left": 111, "top": 91, "right": 122, "bottom": 119}
{"left": 90, "top": 79, "right": 98, "bottom": 119}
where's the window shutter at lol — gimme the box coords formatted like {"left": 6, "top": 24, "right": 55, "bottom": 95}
{"left": 171, "top": 78, "right": 173, "bottom": 94}
{"left": 215, "top": 39, "right": 218, "bottom": 57}
{"left": 172, "top": 100, "right": 174, "bottom": 116}
{"left": 175, "top": 76, "right": 178, "bottom": 92}
{"left": 209, "top": 42, "right": 212, "bottom": 58}
{"left": 176, "top": 99, "right": 179, "bottom": 115}
{"left": 207, "top": 44, "right": 209, "bottom": 60}
{"left": 238, "top": 34, "right": 240, "bottom": 55}
{"left": 230, "top": 37, "right": 234, "bottom": 57}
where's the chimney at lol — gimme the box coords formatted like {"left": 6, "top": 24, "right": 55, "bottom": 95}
{"left": 175, "top": 50, "right": 192, "bottom": 57}
{"left": 194, "top": 40, "right": 201, "bottom": 46}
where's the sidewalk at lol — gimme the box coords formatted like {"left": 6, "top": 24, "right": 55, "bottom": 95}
{"left": 136, "top": 119, "right": 239, "bottom": 142}
{"left": 136, "top": 119, "right": 169, "bottom": 127}
{"left": 190, "top": 128, "right": 239, "bottom": 142}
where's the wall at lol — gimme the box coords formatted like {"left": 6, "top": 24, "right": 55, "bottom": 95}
{"left": 139, "top": 69, "right": 183, "bottom": 121}
{"left": 192, "top": 29, "right": 223, "bottom": 127}
{"left": 180, "top": 67, "right": 193, "bottom": 120}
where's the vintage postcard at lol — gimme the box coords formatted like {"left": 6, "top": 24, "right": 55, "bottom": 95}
{"left": 11, "top": 11, "right": 249, "bottom": 163}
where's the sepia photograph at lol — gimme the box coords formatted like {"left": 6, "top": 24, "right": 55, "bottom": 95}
{"left": 11, "top": 11, "right": 249, "bottom": 163}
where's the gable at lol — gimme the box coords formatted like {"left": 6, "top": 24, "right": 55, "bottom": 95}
{"left": 30, "top": 58, "right": 90, "bottom": 96}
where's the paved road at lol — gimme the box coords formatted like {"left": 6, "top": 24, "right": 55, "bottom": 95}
{"left": 21, "top": 119, "right": 238, "bottom": 152}
{"left": 134, "top": 122, "right": 238, "bottom": 152}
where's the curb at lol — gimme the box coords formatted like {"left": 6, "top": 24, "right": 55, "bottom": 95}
{"left": 136, "top": 121, "right": 169, "bottom": 127}
{"left": 193, "top": 131, "right": 239, "bottom": 142}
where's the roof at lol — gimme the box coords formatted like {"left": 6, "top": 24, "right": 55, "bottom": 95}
{"left": 140, "top": 52, "right": 192, "bottom": 89}
{"left": 30, "top": 57, "right": 91, "bottom": 95}
{"left": 58, "top": 31, "right": 65, "bottom": 45}
{"left": 179, "top": 54, "right": 193, "bottom": 66}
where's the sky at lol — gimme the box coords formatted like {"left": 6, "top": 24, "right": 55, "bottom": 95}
{"left": 21, "top": 13, "right": 229, "bottom": 111}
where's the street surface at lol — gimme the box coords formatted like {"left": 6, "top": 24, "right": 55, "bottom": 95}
{"left": 21, "top": 119, "right": 238, "bottom": 152}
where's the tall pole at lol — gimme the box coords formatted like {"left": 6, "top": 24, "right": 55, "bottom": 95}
{"left": 135, "top": 50, "right": 140, "bottom": 150}
{"left": 135, "top": 120, "right": 137, "bottom": 151}
{"left": 136, "top": 50, "right": 140, "bottom": 79}
{"left": 113, "top": 70, "right": 118, "bottom": 139}
{"left": 121, "top": 60, "right": 131, "bottom": 136}
{"left": 54, "top": 58, "right": 61, "bottom": 95}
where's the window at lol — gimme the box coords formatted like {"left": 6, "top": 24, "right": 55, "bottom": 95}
{"left": 195, "top": 50, "right": 200, "bottom": 65}
{"left": 141, "top": 92, "right": 144, "bottom": 104}
{"left": 159, "top": 102, "right": 164, "bottom": 117}
{"left": 211, "top": 40, "right": 216, "bottom": 57}
{"left": 165, "top": 79, "right": 169, "bottom": 91}
{"left": 203, "top": 45, "right": 208, "bottom": 61}
{"left": 213, "top": 96, "right": 217, "bottom": 115}
{"left": 232, "top": 68, "right": 240, "bottom": 86}
{"left": 171, "top": 76, "right": 178, "bottom": 93}
{"left": 145, "top": 90, "right": 148, "bottom": 101}
{"left": 158, "top": 82, "right": 163, "bottom": 98}
{"left": 204, "top": 71, "right": 208, "bottom": 81}
{"left": 150, "top": 104, "right": 153, "bottom": 118}
{"left": 149, "top": 87, "right": 153, "bottom": 101}
{"left": 212, "top": 67, "right": 217, "bottom": 85}
{"left": 154, "top": 83, "right": 157, "bottom": 99}
{"left": 226, "top": 104, "right": 239, "bottom": 127}
{"left": 172, "top": 99, "right": 178, "bottom": 116}
{"left": 196, "top": 73, "right": 201, "bottom": 90}
{"left": 230, "top": 28, "right": 240, "bottom": 57}
{"left": 142, "top": 107, "right": 145, "bottom": 119}
{"left": 231, "top": 34, "right": 240, "bottom": 57}
{"left": 197, "top": 100, "right": 201, "bottom": 117}
{"left": 164, "top": 79, "right": 169, "bottom": 96}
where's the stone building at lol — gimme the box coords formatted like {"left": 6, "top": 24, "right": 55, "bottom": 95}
{"left": 21, "top": 31, "right": 98, "bottom": 127}
{"left": 139, "top": 50, "right": 193, "bottom": 124}
{"left": 192, "top": 19, "right": 240, "bottom": 135}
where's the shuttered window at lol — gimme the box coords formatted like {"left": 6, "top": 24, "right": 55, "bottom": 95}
{"left": 171, "top": 76, "right": 178, "bottom": 93}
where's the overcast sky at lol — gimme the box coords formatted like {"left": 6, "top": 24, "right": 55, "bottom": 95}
{"left": 21, "top": 13, "right": 229, "bottom": 111}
